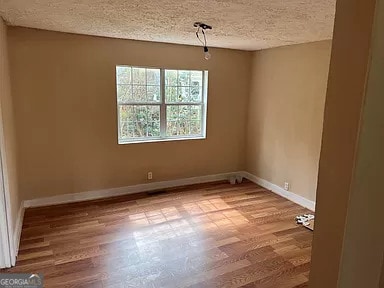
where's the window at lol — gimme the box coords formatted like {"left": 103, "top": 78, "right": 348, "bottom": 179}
{"left": 116, "top": 66, "right": 208, "bottom": 144}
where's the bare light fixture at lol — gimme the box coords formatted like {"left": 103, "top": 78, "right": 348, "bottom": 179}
{"left": 194, "top": 22, "right": 212, "bottom": 60}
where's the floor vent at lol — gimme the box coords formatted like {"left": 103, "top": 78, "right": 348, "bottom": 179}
{"left": 147, "top": 190, "right": 167, "bottom": 196}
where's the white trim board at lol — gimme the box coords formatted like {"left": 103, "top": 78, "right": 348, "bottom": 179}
{"left": 23, "top": 172, "right": 241, "bottom": 208}
{"left": 22, "top": 171, "right": 316, "bottom": 211}
{"left": 16, "top": 170, "right": 315, "bottom": 260}
{"left": 241, "top": 172, "right": 316, "bottom": 211}
{"left": 13, "top": 203, "right": 24, "bottom": 259}
{"left": 0, "top": 96, "right": 14, "bottom": 267}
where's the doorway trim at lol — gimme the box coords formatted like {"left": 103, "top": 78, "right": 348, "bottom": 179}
{"left": 0, "top": 149, "right": 13, "bottom": 268}
{"left": 0, "top": 103, "right": 15, "bottom": 268}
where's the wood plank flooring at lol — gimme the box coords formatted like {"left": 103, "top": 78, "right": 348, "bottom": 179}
{"left": 3, "top": 181, "right": 313, "bottom": 287}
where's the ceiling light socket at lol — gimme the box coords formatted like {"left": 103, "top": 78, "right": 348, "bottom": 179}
{"left": 203, "top": 46, "right": 211, "bottom": 60}
{"left": 193, "top": 22, "right": 212, "bottom": 30}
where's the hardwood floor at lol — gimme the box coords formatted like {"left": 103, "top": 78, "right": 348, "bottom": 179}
{"left": 4, "top": 181, "right": 313, "bottom": 287}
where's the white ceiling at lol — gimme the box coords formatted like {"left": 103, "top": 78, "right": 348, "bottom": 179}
{"left": 0, "top": 0, "right": 336, "bottom": 51}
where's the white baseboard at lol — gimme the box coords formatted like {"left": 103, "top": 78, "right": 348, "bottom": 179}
{"left": 23, "top": 172, "right": 241, "bottom": 208}
{"left": 15, "top": 170, "right": 314, "bottom": 259}
{"left": 13, "top": 203, "right": 25, "bottom": 260}
{"left": 241, "top": 172, "right": 316, "bottom": 211}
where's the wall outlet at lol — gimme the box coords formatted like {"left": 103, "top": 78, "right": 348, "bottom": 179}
{"left": 284, "top": 182, "right": 290, "bottom": 191}
{"left": 147, "top": 172, "right": 153, "bottom": 180}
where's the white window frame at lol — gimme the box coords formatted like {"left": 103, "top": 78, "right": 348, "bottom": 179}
{"left": 116, "top": 66, "right": 208, "bottom": 144}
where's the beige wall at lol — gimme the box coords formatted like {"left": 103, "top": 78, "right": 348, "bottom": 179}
{"left": 6, "top": 28, "right": 333, "bottom": 206}
{"left": 246, "top": 41, "right": 332, "bottom": 202}
{"left": 0, "top": 19, "right": 20, "bottom": 232}
{"left": 337, "top": 0, "right": 384, "bottom": 285}
{"left": 309, "top": 0, "right": 383, "bottom": 286}
{"left": 8, "top": 27, "right": 251, "bottom": 200}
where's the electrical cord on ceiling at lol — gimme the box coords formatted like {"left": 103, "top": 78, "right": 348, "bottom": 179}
{"left": 196, "top": 27, "right": 205, "bottom": 46}
{"left": 194, "top": 22, "right": 212, "bottom": 60}
{"left": 201, "top": 29, "right": 207, "bottom": 46}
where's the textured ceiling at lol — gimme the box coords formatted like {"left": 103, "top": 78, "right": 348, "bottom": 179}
{"left": 0, "top": 0, "right": 336, "bottom": 50}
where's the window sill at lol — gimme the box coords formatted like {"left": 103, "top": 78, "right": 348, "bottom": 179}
{"left": 118, "top": 136, "right": 206, "bottom": 145}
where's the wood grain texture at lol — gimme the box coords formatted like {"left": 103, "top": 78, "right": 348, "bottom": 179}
{"left": 2, "top": 181, "right": 313, "bottom": 287}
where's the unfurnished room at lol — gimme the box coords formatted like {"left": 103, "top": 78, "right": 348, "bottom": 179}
{"left": 0, "top": 0, "right": 383, "bottom": 288}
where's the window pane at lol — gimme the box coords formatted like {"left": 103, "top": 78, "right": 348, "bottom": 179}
{"left": 165, "top": 70, "right": 177, "bottom": 86}
{"left": 116, "top": 66, "right": 131, "bottom": 84}
{"left": 132, "top": 86, "right": 147, "bottom": 102}
{"left": 147, "top": 86, "right": 160, "bottom": 102}
{"left": 167, "top": 121, "right": 178, "bottom": 136}
{"left": 178, "top": 105, "right": 190, "bottom": 121}
{"left": 165, "top": 86, "right": 177, "bottom": 103}
{"left": 132, "top": 67, "right": 146, "bottom": 84}
{"left": 119, "top": 105, "right": 160, "bottom": 139}
{"left": 148, "top": 105, "right": 160, "bottom": 123}
{"left": 119, "top": 105, "right": 129, "bottom": 140}
{"left": 148, "top": 121, "right": 160, "bottom": 137}
{"left": 190, "top": 105, "right": 202, "bottom": 120}
{"left": 120, "top": 121, "right": 129, "bottom": 139}
{"left": 191, "top": 71, "right": 203, "bottom": 86}
{"left": 190, "top": 71, "right": 203, "bottom": 102}
{"left": 165, "top": 69, "right": 203, "bottom": 103}
{"left": 167, "top": 105, "right": 179, "bottom": 121}
{"left": 147, "top": 106, "right": 160, "bottom": 137}
{"left": 190, "top": 85, "right": 202, "bottom": 102}
{"left": 119, "top": 105, "right": 129, "bottom": 122}
{"left": 117, "top": 67, "right": 160, "bottom": 103}
{"left": 190, "top": 120, "right": 202, "bottom": 135}
{"left": 166, "top": 105, "right": 202, "bottom": 136}
{"left": 117, "top": 84, "right": 132, "bottom": 103}
{"left": 178, "top": 70, "right": 190, "bottom": 86}
{"left": 177, "top": 87, "right": 190, "bottom": 102}
{"left": 147, "top": 69, "right": 160, "bottom": 85}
